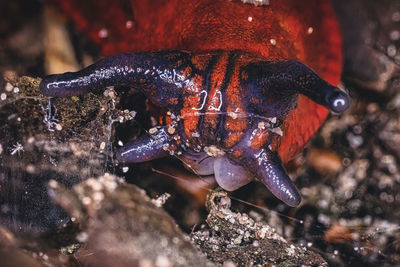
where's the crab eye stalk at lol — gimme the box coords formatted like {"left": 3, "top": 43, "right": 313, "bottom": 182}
{"left": 248, "top": 59, "right": 351, "bottom": 115}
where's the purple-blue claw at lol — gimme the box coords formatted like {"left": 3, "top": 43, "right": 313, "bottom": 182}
{"left": 241, "top": 148, "right": 301, "bottom": 207}
{"left": 116, "top": 127, "right": 170, "bottom": 164}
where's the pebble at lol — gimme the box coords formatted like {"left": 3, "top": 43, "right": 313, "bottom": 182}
{"left": 5, "top": 82, "right": 13, "bottom": 92}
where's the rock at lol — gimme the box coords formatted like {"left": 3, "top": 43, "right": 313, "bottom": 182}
{"left": 332, "top": 0, "right": 400, "bottom": 93}
{"left": 48, "top": 174, "right": 214, "bottom": 267}
{"left": 192, "top": 189, "right": 327, "bottom": 267}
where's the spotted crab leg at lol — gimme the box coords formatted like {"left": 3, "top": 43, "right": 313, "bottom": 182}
{"left": 115, "top": 126, "right": 171, "bottom": 163}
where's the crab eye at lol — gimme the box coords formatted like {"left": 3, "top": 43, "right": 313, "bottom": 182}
{"left": 326, "top": 90, "right": 351, "bottom": 113}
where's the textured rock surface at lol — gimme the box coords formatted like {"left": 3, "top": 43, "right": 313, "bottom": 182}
{"left": 192, "top": 189, "right": 327, "bottom": 266}
{"left": 49, "top": 174, "right": 214, "bottom": 267}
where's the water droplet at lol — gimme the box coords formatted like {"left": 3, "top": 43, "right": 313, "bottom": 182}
{"left": 387, "top": 45, "right": 397, "bottom": 57}
{"left": 390, "top": 30, "right": 400, "bottom": 41}
{"left": 125, "top": 20, "right": 134, "bottom": 29}
{"left": 98, "top": 28, "right": 109, "bottom": 39}
{"left": 392, "top": 11, "right": 400, "bottom": 22}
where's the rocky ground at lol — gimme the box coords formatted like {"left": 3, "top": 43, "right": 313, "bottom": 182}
{"left": 0, "top": 0, "right": 400, "bottom": 266}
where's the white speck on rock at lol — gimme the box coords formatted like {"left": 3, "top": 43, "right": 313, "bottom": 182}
{"left": 76, "top": 231, "right": 88, "bottom": 243}
{"left": 5, "top": 82, "right": 13, "bottom": 92}
{"left": 155, "top": 255, "right": 172, "bottom": 267}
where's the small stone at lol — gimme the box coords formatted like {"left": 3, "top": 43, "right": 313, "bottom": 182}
{"left": 167, "top": 126, "right": 175, "bottom": 134}
{"left": 76, "top": 231, "right": 88, "bottom": 242}
{"left": 93, "top": 192, "right": 104, "bottom": 202}
{"left": 233, "top": 236, "right": 242, "bottom": 245}
{"left": 82, "top": 197, "right": 92, "bottom": 205}
{"left": 155, "top": 255, "right": 172, "bottom": 267}
{"left": 152, "top": 193, "right": 171, "bottom": 207}
{"left": 5, "top": 82, "right": 13, "bottom": 92}
{"left": 222, "top": 260, "right": 237, "bottom": 267}
{"left": 0, "top": 93, "right": 6, "bottom": 100}
{"left": 48, "top": 179, "right": 58, "bottom": 189}
{"left": 387, "top": 45, "right": 397, "bottom": 57}
{"left": 149, "top": 127, "right": 158, "bottom": 134}
{"left": 271, "top": 127, "right": 283, "bottom": 136}
{"left": 204, "top": 145, "right": 225, "bottom": 157}
{"left": 130, "top": 110, "right": 137, "bottom": 118}
{"left": 99, "top": 142, "right": 106, "bottom": 150}
{"left": 228, "top": 112, "right": 238, "bottom": 119}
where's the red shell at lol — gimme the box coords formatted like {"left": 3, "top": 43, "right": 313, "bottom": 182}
{"left": 49, "top": 0, "right": 342, "bottom": 163}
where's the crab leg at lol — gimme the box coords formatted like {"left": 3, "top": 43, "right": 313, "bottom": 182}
{"left": 232, "top": 146, "right": 301, "bottom": 207}
{"left": 39, "top": 51, "right": 194, "bottom": 109}
{"left": 116, "top": 126, "right": 171, "bottom": 163}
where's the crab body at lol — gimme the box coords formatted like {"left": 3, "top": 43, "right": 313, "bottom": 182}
{"left": 41, "top": 49, "right": 349, "bottom": 206}
{"left": 41, "top": 0, "right": 348, "bottom": 206}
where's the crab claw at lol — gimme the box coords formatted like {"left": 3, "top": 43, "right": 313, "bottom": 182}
{"left": 231, "top": 146, "right": 301, "bottom": 207}
{"left": 115, "top": 126, "right": 170, "bottom": 163}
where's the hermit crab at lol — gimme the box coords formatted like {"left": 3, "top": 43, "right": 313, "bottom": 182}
{"left": 42, "top": 0, "right": 349, "bottom": 206}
